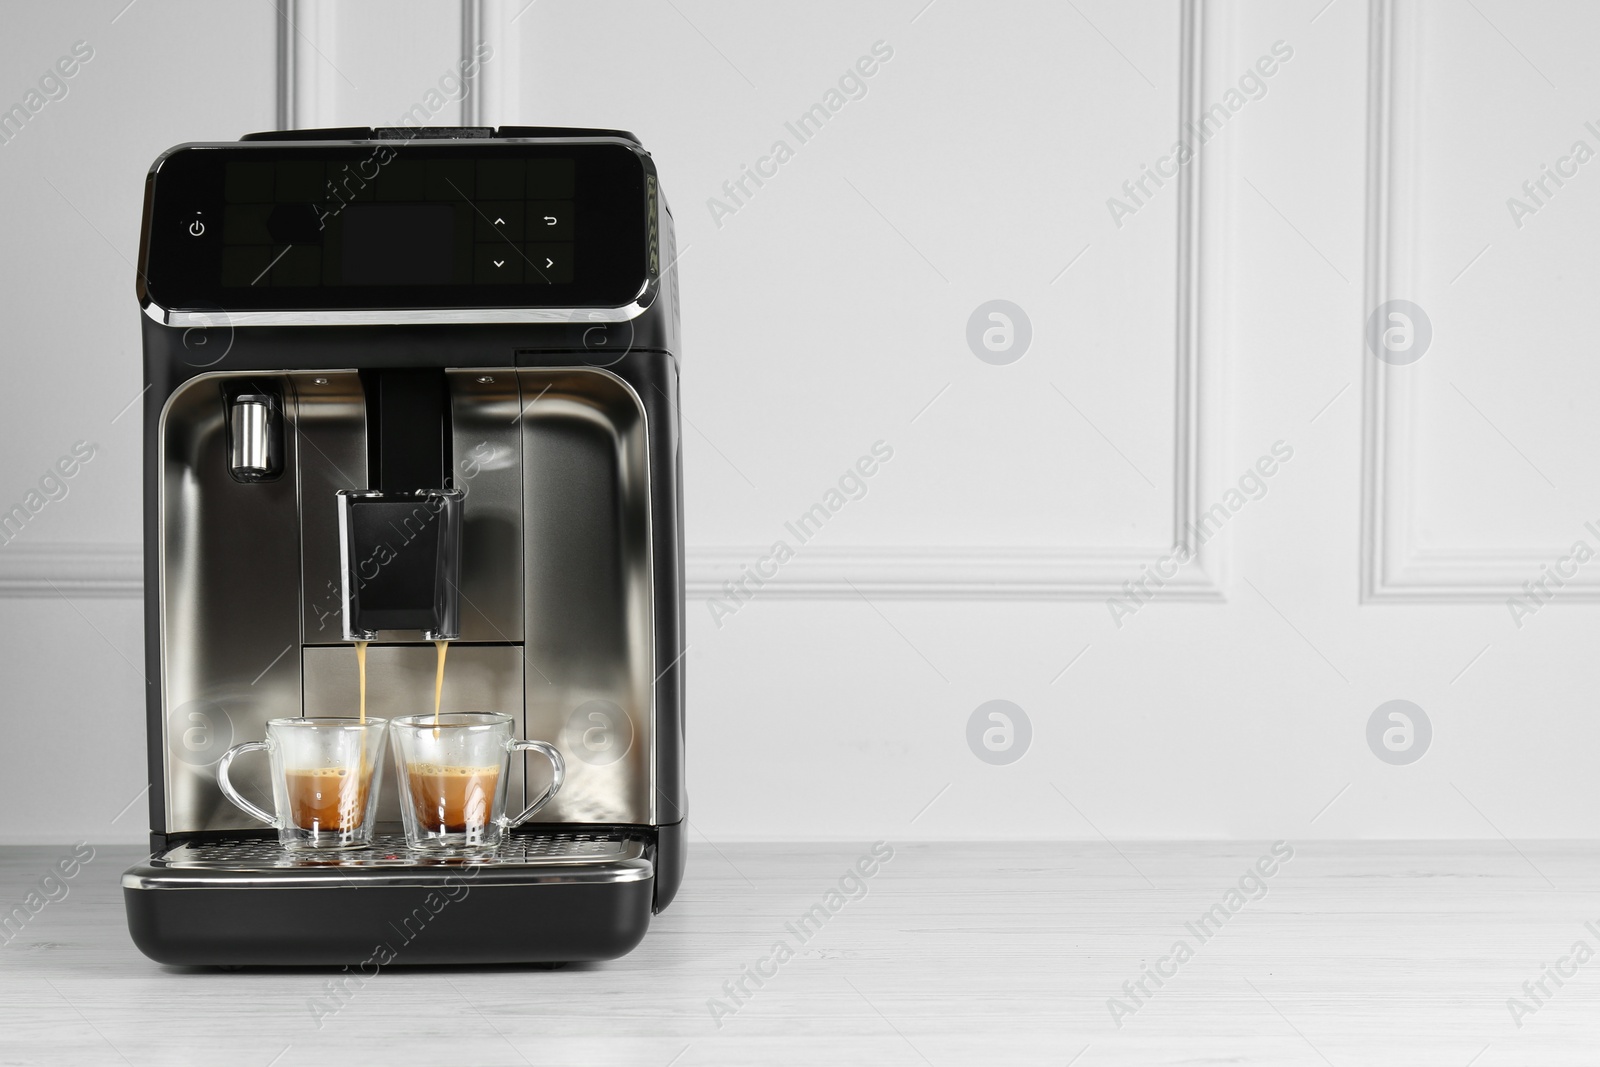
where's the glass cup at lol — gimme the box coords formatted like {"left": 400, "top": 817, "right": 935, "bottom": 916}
{"left": 216, "top": 717, "right": 388, "bottom": 851}
{"left": 390, "top": 712, "right": 565, "bottom": 854}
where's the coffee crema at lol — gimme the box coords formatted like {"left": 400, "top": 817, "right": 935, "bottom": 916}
{"left": 285, "top": 767, "right": 368, "bottom": 832}
{"left": 405, "top": 762, "right": 499, "bottom": 834}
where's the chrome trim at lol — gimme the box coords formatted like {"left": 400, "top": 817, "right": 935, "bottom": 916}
{"left": 228, "top": 396, "right": 271, "bottom": 475}
{"left": 122, "top": 864, "right": 651, "bottom": 890}
{"left": 122, "top": 866, "right": 652, "bottom": 890}
{"left": 143, "top": 297, "right": 654, "bottom": 329}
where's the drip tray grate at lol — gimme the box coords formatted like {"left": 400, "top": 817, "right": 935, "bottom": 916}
{"left": 126, "top": 830, "right": 653, "bottom": 890}
{"left": 165, "top": 831, "right": 640, "bottom": 868}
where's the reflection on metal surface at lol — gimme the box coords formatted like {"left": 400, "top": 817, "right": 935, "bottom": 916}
{"left": 518, "top": 369, "right": 654, "bottom": 826}
{"left": 301, "top": 643, "right": 527, "bottom": 824}
{"left": 227, "top": 396, "right": 272, "bottom": 478}
{"left": 161, "top": 373, "right": 302, "bottom": 833}
{"left": 449, "top": 371, "right": 524, "bottom": 643}
{"left": 290, "top": 372, "right": 365, "bottom": 642}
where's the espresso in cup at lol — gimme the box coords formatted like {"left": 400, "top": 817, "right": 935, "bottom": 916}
{"left": 390, "top": 712, "right": 564, "bottom": 854}
{"left": 404, "top": 762, "right": 499, "bottom": 835}
{"left": 285, "top": 767, "right": 370, "bottom": 833}
{"left": 217, "top": 717, "right": 388, "bottom": 851}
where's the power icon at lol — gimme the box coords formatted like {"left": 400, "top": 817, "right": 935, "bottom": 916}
{"left": 188, "top": 220, "right": 205, "bottom": 237}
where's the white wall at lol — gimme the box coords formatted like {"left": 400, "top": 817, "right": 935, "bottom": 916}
{"left": 0, "top": 1, "right": 276, "bottom": 843}
{"left": 2, "top": 0, "right": 1594, "bottom": 846}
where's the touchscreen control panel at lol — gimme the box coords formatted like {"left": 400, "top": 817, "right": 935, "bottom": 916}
{"left": 142, "top": 141, "right": 652, "bottom": 311}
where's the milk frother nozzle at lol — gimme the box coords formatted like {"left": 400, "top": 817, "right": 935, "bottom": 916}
{"left": 227, "top": 394, "right": 282, "bottom": 482}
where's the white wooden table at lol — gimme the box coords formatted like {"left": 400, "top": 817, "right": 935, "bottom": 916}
{"left": 0, "top": 841, "right": 1594, "bottom": 1065}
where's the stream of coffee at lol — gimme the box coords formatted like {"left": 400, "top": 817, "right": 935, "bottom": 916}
{"left": 355, "top": 640, "right": 369, "bottom": 724}
{"left": 433, "top": 639, "right": 449, "bottom": 725}
{"left": 306, "top": 639, "right": 372, "bottom": 834}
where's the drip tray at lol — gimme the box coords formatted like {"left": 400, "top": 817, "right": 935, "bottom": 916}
{"left": 125, "top": 829, "right": 653, "bottom": 890}
{"left": 123, "top": 829, "right": 658, "bottom": 965}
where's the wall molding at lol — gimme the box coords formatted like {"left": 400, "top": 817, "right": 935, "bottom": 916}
{"left": 696, "top": 0, "right": 1229, "bottom": 601}
{"left": 460, "top": 0, "right": 484, "bottom": 126}
{"left": 275, "top": 0, "right": 291, "bottom": 130}
{"left": 473, "top": 0, "right": 526, "bottom": 127}
{"left": 0, "top": 543, "right": 141, "bottom": 599}
{"left": 687, "top": 544, "right": 1219, "bottom": 601}
{"left": 1359, "top": 0, "right": 1594, "bottom": 602}
{"left": 275, "top": 0, "right": 339, "bottom": 131}
{"left": 688, "top": 0, "right": 1226, "bottom": 600}
{"left": 0, "top": 541, "right": 1221, "bottom": 603}
{"left": 276, "top": 0, "right": 501, "bottom": 131}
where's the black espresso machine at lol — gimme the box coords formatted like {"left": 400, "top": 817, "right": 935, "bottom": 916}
{"left": 121, "top": 127, "right": 685, "bottom": 965}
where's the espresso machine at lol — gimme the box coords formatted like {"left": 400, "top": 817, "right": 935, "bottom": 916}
{"left": 121, "top": 127, "right": 685, "bottom": 965}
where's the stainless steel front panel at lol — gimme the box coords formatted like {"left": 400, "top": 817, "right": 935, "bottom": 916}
{"left": 160, "top": 366, "right": 655, "bottom": 833}
{"left": 161, "top": 373, "right": 303, "bottom": 833}
{"left": 448, "top": 371, "right": 524, "bottom": 642}
{"left": 301, "top": 643, "right": 527, "bottom": 824}
{"left": 290, "top": 372, "right": 366, "bottom": 642}
{"left": 518, "top": 369, "right": 654, "bottom": 825}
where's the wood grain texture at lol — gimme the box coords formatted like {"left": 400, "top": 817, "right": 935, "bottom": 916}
{"left": 0, "top": 841, "right": 1596, "bottom": 1065}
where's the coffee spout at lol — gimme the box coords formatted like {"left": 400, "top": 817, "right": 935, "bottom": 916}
{"left": 337, "top": 488, "right": 463, "bottom": 642}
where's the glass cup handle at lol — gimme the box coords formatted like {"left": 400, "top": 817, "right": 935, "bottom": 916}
{"left": 216, "top": 740, "right": 276, "bottom": 826}
{"left": 506, "top": 740, "right": 566, "bottom": 826}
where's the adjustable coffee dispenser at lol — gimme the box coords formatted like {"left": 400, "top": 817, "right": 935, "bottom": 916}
{"left": 121, "top": 127, "right": 685, "bottom": 965}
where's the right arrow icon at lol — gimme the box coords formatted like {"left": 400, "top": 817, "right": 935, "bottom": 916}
{"left": 545, "top": 257, "right": 554, "bottom": 269}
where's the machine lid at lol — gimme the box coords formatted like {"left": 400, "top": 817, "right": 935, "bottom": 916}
{"left": 237, "top": 126, "right": 641, "bottom": 144}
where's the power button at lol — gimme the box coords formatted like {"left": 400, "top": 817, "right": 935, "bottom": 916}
{"left": 188, "top": 220, "right": 205, "bottom": 237}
